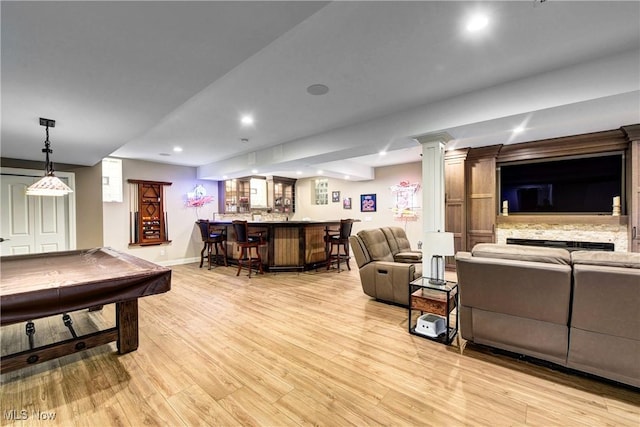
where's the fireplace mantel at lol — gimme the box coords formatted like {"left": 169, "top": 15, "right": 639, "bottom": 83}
{"left": 496, "top": 215, "right": 628, "bottom": 226}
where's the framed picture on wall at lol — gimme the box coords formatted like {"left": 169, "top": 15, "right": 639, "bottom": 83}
{"left": 343, "top": 197, "right": 352, "bottom": 209}
{"left": 360, "top": 194, "right": 377, "bottom": 212}
{"left": 332, "top": 191, "right": 340, "bottom": 203}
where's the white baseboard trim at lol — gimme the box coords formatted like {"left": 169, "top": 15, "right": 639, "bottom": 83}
{"left": 156, "top": 257, "right": 200, "bottom": 267}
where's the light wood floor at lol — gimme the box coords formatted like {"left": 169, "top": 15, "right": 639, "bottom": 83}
{"left": 1, "top": 263, "right": 638, "bottom": 426}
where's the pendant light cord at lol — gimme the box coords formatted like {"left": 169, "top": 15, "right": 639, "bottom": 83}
{"left": 42, "top": 124, "right": 54, "bottom": 176}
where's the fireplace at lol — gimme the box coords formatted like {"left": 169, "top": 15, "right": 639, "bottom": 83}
{"left": 506, "top": 238, "right": 614, "bottom": 252}
{"left": 495, "top": 218, "right": 627, "bottom": 252}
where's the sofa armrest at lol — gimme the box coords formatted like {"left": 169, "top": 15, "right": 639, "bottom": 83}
{"left": 349, "top": 235, "right": 371, "bottom": 268}
{"left": 360, "top": 261, "right": 417, "bottom": 305}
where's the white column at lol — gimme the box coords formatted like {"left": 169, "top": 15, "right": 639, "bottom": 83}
{"left": 416, "top": 132, "right": 451, "bottom": 277}
{"left": 417, "top": 132, "right": 451, "bottom": 232}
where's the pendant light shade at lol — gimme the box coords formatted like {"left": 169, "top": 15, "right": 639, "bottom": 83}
{"left": 26, "top": 175, "right": 73, "bottom": 196}
{"left": 26, "top": 118, "right": 73, "bottom": 197}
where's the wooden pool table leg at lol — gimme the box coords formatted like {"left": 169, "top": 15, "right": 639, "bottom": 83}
{"left": 116, "top": 299, "right": 139, "bottom": 353}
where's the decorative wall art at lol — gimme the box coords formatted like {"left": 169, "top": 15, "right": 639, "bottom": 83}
{"left": 332, "top": 191, "right": 340, "bottom": 203}
{"left": 186, "top": 185, "right": 214, "bottom": 207}
{"left": 390, "top": 180, "right": 420, "bottom": 221}
{"left": 343, "top": 197, "right": 352, "bottom": 210}
{"left": 186, "top": 184, "right": 215, "bottom": 218}
{"left": 360, "top": 194, "right": 377, "bottom": 212}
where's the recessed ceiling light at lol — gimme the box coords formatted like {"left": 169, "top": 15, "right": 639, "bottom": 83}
{"left": 317, "top": 170, "right": 324, "bottom": 175}
{"left": 307, "top": 84, "right": 329, "bottom": 96}
{"left": 173, "top": 146, "right": 183, "bottom": 152}
{"left": 344, "top": 175, "right": 350, "bottom": 180}
{"left": 241, "top": 115, "right": 254, "bottom": 126}
{"left": 379, "top": 150, "right": 387, "bottom": 156}
{"left": 222, "top": 175, "right": 228, "bottom": 179}
{"left": 251, "top": 169, "right": 258, "bottom": 174}
{"left": 296, "top": 171, "right": 302, "bottom": 175}
{"left": 466, "top": 14, "right": 489, "bottom": 32}
{"left": 513, "top": 126, "right": 525, "bottom": 134}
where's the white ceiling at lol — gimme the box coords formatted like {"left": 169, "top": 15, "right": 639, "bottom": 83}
{"left": 2, "top": 1, "right": 639, "bottom": 181}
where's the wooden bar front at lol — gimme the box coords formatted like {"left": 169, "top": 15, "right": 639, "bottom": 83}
{"left": 210, "top": 221, "right": 341, "bottom": 271}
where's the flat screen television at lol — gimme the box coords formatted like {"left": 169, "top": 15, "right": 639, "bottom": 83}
{"left": 498, "top": 154, "right": 624, "bottom": 214}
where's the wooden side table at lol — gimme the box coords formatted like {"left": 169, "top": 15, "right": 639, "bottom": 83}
{"left": 408, "top": 277, "right": 459, "bottom": 345}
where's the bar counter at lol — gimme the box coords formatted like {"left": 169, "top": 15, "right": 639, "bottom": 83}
{"left": 210, "top": 220, "right": 341, "bottom": 271}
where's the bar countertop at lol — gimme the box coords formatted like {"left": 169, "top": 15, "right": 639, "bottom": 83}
{"left": 208, "top": 220, "right": 341, "bottom": 225}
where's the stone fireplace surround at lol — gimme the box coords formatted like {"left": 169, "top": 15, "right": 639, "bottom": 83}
{"left": 496, "top": 216, "right": 628, "bottom": 252}
{"left": 506, "top": 237, "right": 614, "bottom": 251}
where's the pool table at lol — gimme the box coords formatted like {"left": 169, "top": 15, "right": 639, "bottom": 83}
{"left": 0, "top": 247, "right": 171, "bottom": 373}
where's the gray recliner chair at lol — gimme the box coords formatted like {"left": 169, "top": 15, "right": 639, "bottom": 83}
{"left": 349, "top": 227, "right": 422, "bottom": 306}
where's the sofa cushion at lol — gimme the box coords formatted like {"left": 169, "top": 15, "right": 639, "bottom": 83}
{"left": 357, "top": 229, "right": 394, "bottom": 262}
{"left": 571, "top": 250, "right": 640, "bottom": 269}
{"left": 381, "top": 226, "right": 414, "bottom": 255}
{"left": 456, "top": 252, "right": 572, "bottom": 324}
{"left": 381, "top": 227, "right": 401, "bottom": 255}
{"left": 471, "top": 243, "right": 571, "bottom": 265}
{"left": 389, "top": 227, "right": 412, "bottom": 251}
{"left": 571, "top": 264, "right": 640, "bottom": 340}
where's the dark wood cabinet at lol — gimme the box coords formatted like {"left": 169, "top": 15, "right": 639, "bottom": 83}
{"left": 444, "top": 146, "right": 500, "bottom": 262}
{"left": 623, "top": 125, "right": 640, "bottom": 252}
{"left": 219, "top": 176, "right": 296, "bottom": 214}
{"left": 444, "top": 149, "right": 468, "bottom": 269}
{"left": 465, "top": 145, "right": 501, "bottom": 251}
{"left": 443, "top": 145, "right": 501, "bottom": 265}
{"left": 633, "top": 141, "right": 640, "bottom": 252}
{"left": 128, "top": 180, "right": 171, "bottom": 245}
{"left": 269, "top": 176, "right": 296, "bottom": 214}
{"left": 219, "top": 178, "right": 251, "bottom": 213}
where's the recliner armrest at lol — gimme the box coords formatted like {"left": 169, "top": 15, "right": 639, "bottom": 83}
{"left": 394, "top": 251, "right": 422, "bottom": 263}
{"left": 363, "top": 260, "right": 415, "bottom": 272}
{"left": 360, "top": 261, "right": 418, "bottom": 305}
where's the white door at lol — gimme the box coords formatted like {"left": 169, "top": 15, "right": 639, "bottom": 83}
{"left": 0, "top": 174, "right": 70, "bottom": 255}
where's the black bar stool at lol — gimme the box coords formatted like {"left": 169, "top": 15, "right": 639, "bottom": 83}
{"left": 196, "top": 220, "right": 228, "bottom": 269}
{"left": 232, "top": 220, "right": 266, "bottom": 276}
{"left": 209, "top": 226, "right": 228, "bottom": 268}
{"left": 325, "top": 219, "right": 354, "bottom": 271}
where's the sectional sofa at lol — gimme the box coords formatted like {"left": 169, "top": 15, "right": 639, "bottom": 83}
{"left": 456, "top": 243, "right": 639, "bottom": 388}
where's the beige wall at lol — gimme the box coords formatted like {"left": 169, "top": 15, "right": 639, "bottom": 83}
{"left": 70, "top": 163, "right": 104, "bottom": 249}
{"left": 1, "top": 157, "right": 104, "bottom": 249}
{"left": 3, "top": 156, "right": 424, "bottom": 262}
{"left": 102, "top": 158, "right": 220, "bottom": 266}
{"left": 294, "top": 161, "right": 423, "bottom": 248}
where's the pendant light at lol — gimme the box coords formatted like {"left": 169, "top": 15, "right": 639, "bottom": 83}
{"left": 26, "top": 118, "right": 73, "bottom": 197}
